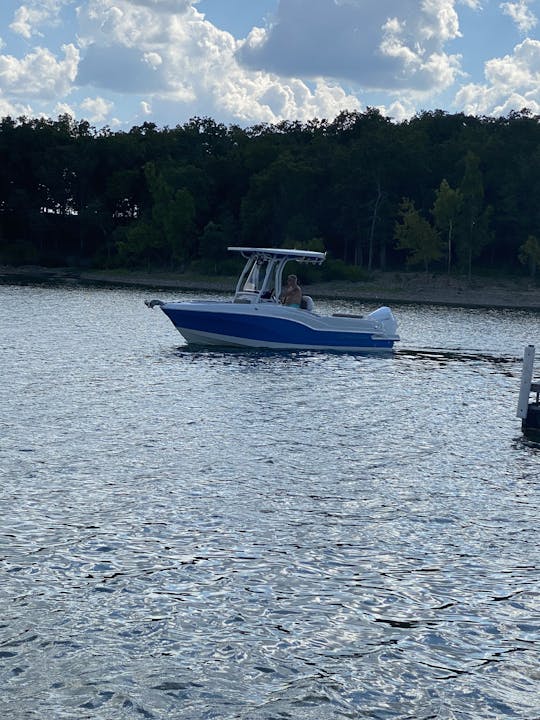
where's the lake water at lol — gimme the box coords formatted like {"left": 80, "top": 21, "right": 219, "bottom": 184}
{"left": 1, "top": 281, "right": 539, "bottom": 720}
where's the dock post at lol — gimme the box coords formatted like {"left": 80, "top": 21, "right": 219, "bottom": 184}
{"left": 517, "top": 345, "right": 540, "bottom": 440}
{"left": 517, "top": 345, "right": 535, "bottom": 419}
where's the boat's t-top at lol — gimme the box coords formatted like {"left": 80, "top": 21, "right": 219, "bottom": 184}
{"left": 228, "top": 247, "right": 326, "bottom": 305}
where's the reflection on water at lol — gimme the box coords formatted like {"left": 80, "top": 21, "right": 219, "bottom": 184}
{"left": 397, "top": 347, "right": 521, "bottom": 364}
{"left": 1, "top": 283, "right": 539, "bottom": 719}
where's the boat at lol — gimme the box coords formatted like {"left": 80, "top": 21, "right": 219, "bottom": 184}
{"left": 145, "top": 247, "right": 400, "bottom": 351}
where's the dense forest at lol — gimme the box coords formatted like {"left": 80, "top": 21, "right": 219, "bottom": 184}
{"left": 0, "top": 109, "right": 539, "bottom": 281}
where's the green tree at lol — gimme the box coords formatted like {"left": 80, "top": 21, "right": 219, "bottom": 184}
{"left": 394, "top": 198, "right": 443, "bottom": 272}
{"left": 1, "top": 109, "right": 540, "bottom": 275}
{"left": 116, "top": 221, "right": 161, "bottom": 269}
{"left": 456, "top": 151, "right": 490, "bottom": 278}
{"left": 116, "top": 163, "right": 195, "bottom": 268}
{"left": 518, "top": 235, "right": 540, "bottom": 279}
{"left": 240, "top": 153, "right": 320, "bottom": 247}
{"left": 432, "top": 179, "right": 463, "bottom": 275}
{"left": 145, "top": 162, "right": 196, "bottom": 266}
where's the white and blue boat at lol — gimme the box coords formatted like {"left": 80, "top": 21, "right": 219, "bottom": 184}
{"left": 146, "top": 247, "right": 400, "bottom": 351}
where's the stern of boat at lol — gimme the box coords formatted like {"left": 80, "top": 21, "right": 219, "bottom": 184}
{"left": 366, "top": 306, "right": 399, "bottom": 340}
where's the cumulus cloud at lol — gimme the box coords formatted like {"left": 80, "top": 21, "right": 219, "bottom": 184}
{"left": 2, "top": 0, "right": 537, "bottom": 129}
{"left": 80, "top": 95, "right": 114, "bottom": 122}
{"left": 0, "top": 44, "right": 79, "bottom": 99}
{"left": 54, "top": 101, "right": 76, "bottom": 117}
{"left": 143, "top": 51, "right": 163, "bottom": 69}
{"left": 75, "top": 0, "right": 198, "bottom": 101}
{"left": 500, "top": 1, "right": 538, "bottom": 33}
{"left": 454, "top": 38, "right": 540, "bottom": 114}
{"left": 74, "top": 0, "right": 361, "bottom": 124}
{"left": 128, "top": 0, "right": 193, "bottom": 12}
{"left": 238, "top": 0, "right": 463, "bottom": 93}
{"left": 9, "top": 0, "right": 71, "bottom": 38}
{"left": 0, "top": 94, "right": 33, "bottom": 118}
{"left": 10, "top": 5, "right": 44, "bottom": 38}
{"left": 213, "top": 74, "right": 360, "bottom": 124}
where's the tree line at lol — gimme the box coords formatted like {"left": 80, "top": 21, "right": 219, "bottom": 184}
{"left": 0, "top": 109, "right": 539, "bottom": 280}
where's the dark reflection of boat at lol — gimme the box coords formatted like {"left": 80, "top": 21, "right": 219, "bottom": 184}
{"left": 146, "top": 247, "right": 400, "bottom": 352}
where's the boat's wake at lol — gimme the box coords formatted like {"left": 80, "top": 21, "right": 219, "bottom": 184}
{"left": 396, "top": 347, "right": 520, "bottom": 367}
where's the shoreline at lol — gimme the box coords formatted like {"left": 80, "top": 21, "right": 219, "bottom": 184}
{"left": 1, "top": 264, "right": 540, "bottom": 311}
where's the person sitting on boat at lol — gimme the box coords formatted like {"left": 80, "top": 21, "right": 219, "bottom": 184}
{"left": 281, "top": 274, "right": 302, "bottom": 308}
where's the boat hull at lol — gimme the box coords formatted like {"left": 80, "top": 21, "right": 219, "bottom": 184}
{"left": 160, "top": 302, "right": 399, "bottom": 352}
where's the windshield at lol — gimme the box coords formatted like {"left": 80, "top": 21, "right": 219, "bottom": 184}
{"left": 242, "top": 261, "right": 260, "bottom": 291}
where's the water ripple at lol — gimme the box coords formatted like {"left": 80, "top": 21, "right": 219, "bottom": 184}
{"left": 0, "top": 284, "right": 539, "bottom": 719}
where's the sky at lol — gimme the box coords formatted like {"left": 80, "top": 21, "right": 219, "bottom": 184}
{"left": 0, "top": 0, "right": 538, "bottom": 130}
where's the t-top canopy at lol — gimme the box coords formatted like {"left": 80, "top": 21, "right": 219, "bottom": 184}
{"left": 228, "top": 247, "right": 326, "bottom": 265}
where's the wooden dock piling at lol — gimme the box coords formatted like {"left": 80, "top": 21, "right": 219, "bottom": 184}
{"left": 517, "top": 345, "right": 540, "bottom": 440}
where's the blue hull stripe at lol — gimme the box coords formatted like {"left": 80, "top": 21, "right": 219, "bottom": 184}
{"left": 162, "top": 308, "right": 394, "bottom": 349}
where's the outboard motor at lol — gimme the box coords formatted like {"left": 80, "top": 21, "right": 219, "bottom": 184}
{"left": 366, "top": 306, "right": 399, "bottom": 338}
